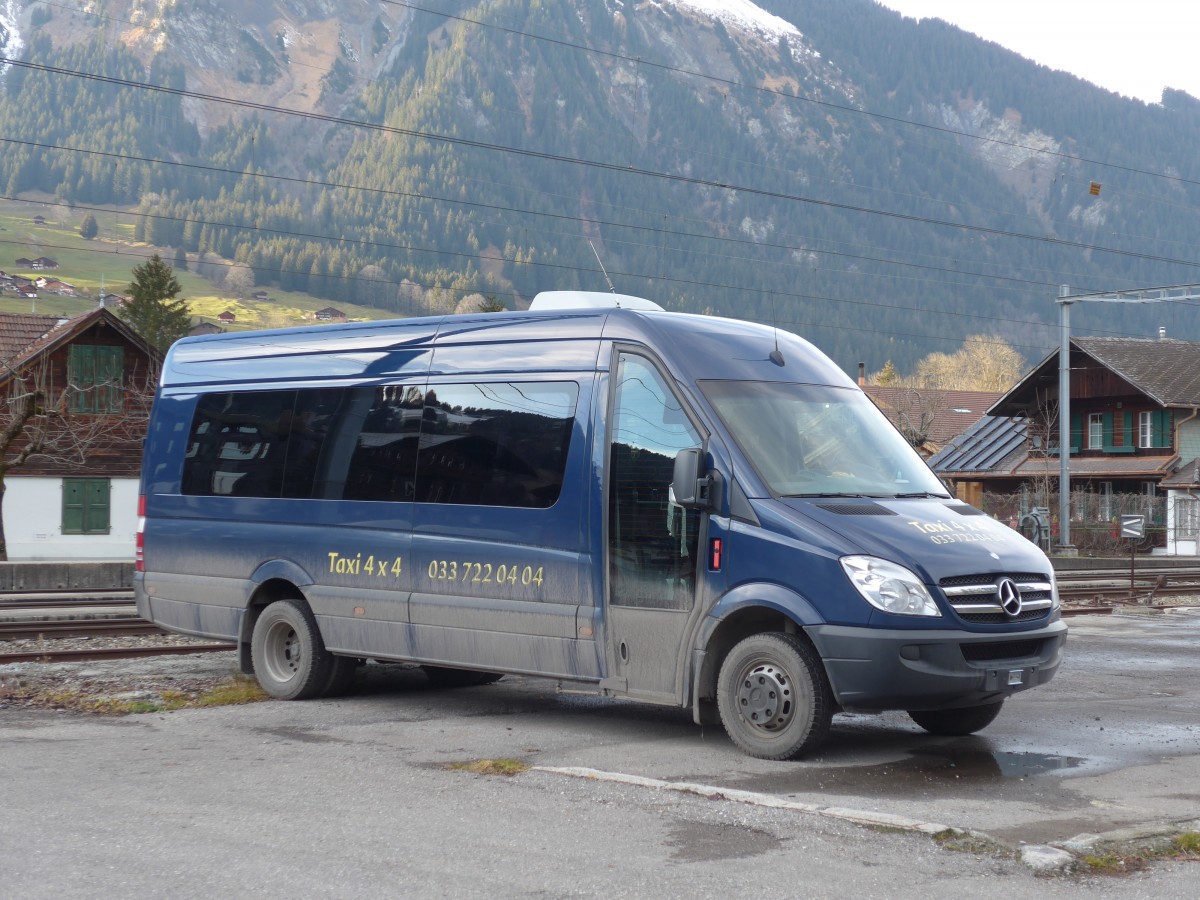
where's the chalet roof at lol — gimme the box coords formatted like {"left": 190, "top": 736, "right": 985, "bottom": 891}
{"left": 0, "top": 308, "right": 159, "bottom": 379}
{"left": 1160, "top": 458, "right": 1200, "bottom": 489}
{"left": 0, "top": 313, "right": 65, "bottom": 363}
{"left": 928, "top": 415, "right": 1027, "bottom": 474}
{"left": 864, "top": 386, "right": 1001, "bottom": 447}
{"left": 993, "top": 336, "right": 1200, "bottom": 415}
{"left": 1074, "top": 337, "right": 1200, "bottom": 406}
{"left": 1013, "top": 456, "right": 1176, "bottom": 478}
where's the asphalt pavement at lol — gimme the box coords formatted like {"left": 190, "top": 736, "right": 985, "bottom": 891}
{"left": 2, "top": 610, "right": 1199, "bottom": 897}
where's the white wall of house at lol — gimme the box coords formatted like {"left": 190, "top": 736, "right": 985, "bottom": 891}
{"left": 1178, "top": 417, "right": 1200, "bottom": 464}
{"left": 3, "top": 476, "right": 139, "bottom": 560}
{"left": 1165, "top": 491, "right": 1200, "bottom": 557}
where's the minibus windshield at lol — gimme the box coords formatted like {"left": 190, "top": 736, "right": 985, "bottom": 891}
{"left": 700, "top": 381, "right": 950, "bottom": 499}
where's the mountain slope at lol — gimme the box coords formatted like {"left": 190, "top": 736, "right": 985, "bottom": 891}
{"left": 2, "top": 0, "right": 1199, "bottom": 373}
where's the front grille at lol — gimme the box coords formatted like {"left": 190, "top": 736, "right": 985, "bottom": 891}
{"left": 962, "top": 640, "right": 1044, "bottom": 662}
{"left": 939, "top": 572, "right": 1055, "bottom": 624}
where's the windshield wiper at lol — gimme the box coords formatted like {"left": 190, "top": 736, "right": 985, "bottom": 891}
{"left": 891, "top": 491, "right": 951, "bottom": 499}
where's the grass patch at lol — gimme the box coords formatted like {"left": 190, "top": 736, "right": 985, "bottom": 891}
{"left": 1080, "top": 851, "right": 1144, "bottom": 874}
{"left": 18, "top": 676, "right": 268, "bottom": 715}
{"left": 0, "top": 202, "right": 394, "bottom": 327}
{"left": 1173, "top": 832, "right": 1200, "bottom": 854}
{"left": 932, "top": 829, "right": 1014, "bottom": 858}
{"left": 194, "top": 676, "right": 269, "bottom": 707}
{"left": 1076, "top": 832, "right": 1200, "bottom": 875}
{"left": 447, "top": 758, "right": 530, "bottom": 777}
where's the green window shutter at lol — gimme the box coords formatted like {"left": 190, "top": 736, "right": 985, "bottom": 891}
{"left": 1102, "top": 412, "right": 1114, "bottom": 450}
{"left": 84, "top": 479, "right": 111, "bottom": 533}
{"left": 95, "top": 346, "right": 124, "bottom": 414}
{"left": 1155, "top": 410, "right": 1173, "bottom": 448}
{"left": 1123, "top": 412, "right": 1134, "bottom": 449}
{"left": 62, "top": 479, "right": 85, "bottom": 533}
{"left": 1069, "top": 413, "right": 1082, "bottom": 452}
{"left": 63, "top": 479, "right": 111, "bottom": 534}
{"left": 67, "top": 345, "right": 97, "bottom": 413}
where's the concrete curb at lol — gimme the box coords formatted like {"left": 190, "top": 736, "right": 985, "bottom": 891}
{"left": 535, "top": 765, "right": 962, "bottom": 837}
{"left": 534, "top": 766, "right": 1198, "bottom": 875}
{"left": 1057, "top": 818, "right": 1200, "bottom": 853}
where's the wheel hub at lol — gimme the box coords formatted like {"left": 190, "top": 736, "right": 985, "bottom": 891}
{"left": 737, "top": 662, "right": 793, "bottom": 731}
{"left": 264, "top": 622, "right": 302, "bottom": 682}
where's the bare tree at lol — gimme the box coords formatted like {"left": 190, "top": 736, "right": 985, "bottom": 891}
{"left": 914, "top": 334, "right": 1024, "bottom": 392}
{"left": 0, "top": 356, "right": 154, "bottom": 560}
{"left": 223, "top": 264, "right": 257, "bottom": 299}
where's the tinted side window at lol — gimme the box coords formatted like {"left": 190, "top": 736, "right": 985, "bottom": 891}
{"left": 417, "top": 382, "right": 579, "bottom": 508}
{"left": 341, "top": 385, "right": 424, "bottom": 503}
{"left": 183, "top": 391, "right": 297, "bottom": 497}
{"left": 609, "top": 355, "right": 702, "bottom": 610}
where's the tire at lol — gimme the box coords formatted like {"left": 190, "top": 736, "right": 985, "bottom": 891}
{"left": 421, "top": 665, "right": 504, "bottom": 688}
{"left": 907, "top": 700, "right": 1004, "bottom": 736}
{"left": 717, "top": 632, "right": 833, "bottom": 760}
{"left": 250, "top": 599, "right": 333, "bottom": 700}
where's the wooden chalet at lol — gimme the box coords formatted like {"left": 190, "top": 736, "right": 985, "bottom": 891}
{"left": 0, "top": 308, "right": 160, "bottom": 560}
{"left": 930, "top": 336, "right": 1200, "bottom": 549}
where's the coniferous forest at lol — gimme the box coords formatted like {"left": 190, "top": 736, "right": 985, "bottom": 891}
{"left": 3, "top": 0, "right": 1200, "bottom": 374}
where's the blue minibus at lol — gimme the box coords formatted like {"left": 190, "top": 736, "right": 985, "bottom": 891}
{"left": 136, "top": 292, "right": 1065, "bottom": 759}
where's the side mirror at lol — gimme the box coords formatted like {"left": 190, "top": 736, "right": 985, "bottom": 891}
{"left": 672, "top": 447, "right": 711, "bottom": 509}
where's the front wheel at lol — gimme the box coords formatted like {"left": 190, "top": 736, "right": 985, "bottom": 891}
{"left": 907, "top": 700, "right": 1004, "bottom": 736}
{"left": 717, "top": 632, "right": 833, "bottom": 760}
{"left": 250, "top": 599, "right": 333, "bottom": 700}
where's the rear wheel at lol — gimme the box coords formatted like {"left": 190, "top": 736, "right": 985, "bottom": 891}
{"left": 421, "top": 665, "right": 504, "bottom": 688}
{"left": 907, "top": 700, "right": 1004, "bottom": 736}
{"left": 717, "top": 632, "right": 832, "bottom": 760}
{"left": 251, "top": 599, "right": 333, "bottom": 700}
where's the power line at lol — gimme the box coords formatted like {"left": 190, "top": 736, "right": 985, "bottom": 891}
{"left": 382, "top": 0, "right": 1200, "bottom": 192}
{"left": 4, "top": 56, "right": 1199, "bottom": 275}
{"left": 6, "top": 132, "right": 1134, "bottom": 300}
{"left": 0, "top": 208, "right": 1145, "bottom": 352}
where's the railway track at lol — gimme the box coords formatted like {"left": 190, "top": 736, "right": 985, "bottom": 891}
{"left": 4, "top": 565, "right": 1198, "bottom": 664}
{"left": 1054, "top": 566, "right": 1200, "bottom": 607}
{"left": 0, "top": 619, "right": 168, "bottom": 641}
{"left": 0, "top": 643, "right": 236, "bottom": 664}
{"left": 0, "top": 592, "right": 233, "bottom": 664}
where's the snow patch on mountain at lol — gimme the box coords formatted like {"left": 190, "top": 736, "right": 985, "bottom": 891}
{"left": 0, "top": 0, "right": 24, "bottom": 78}
{"left": 665, "top": 0, "right": 802, "bottom": 43}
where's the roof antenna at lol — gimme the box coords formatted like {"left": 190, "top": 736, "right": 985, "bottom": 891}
{"left": 768, "top": 295, "right": 785, "bottom": 366}
{"left": 589, "top": 241, "right": 616, "bottom": 294}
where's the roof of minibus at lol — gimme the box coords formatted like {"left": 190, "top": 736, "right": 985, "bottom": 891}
{"left": 160, "top": 308, "right": 857, "bottom": 389}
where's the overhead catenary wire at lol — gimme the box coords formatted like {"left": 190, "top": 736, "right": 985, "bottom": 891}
{"left": 4, "top": 55, "right": 1199, "bottom": 278}
{"left": 0, "top": 135, "right": 1113, "bottom": 296}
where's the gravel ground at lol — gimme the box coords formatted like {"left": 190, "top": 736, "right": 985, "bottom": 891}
{"left": 3, "top": 598, "right": 1198, "bottom": 714}
{"left": 0, "top": 636, "right": 246, "bottom": 713}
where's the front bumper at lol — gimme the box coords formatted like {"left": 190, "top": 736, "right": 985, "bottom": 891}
{"left": 807, "top": 619, "right": 1067, "bottom": 712}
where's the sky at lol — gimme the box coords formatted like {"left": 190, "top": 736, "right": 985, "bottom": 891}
{"left": 876, "top": 1, "right": 1199, "bottom": 104}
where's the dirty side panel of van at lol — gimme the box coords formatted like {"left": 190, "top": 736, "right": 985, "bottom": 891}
{"left": 404, "top": 314, "right": 605, "bottom": 679}
{"left": 139, "top": 318, "right": 441, "bottom": 645}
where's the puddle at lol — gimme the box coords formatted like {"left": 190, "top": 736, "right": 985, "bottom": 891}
{"left": 723, "top": 745, "right": 1086, "bottom": 798}
{"left": 904, "top": 748, "right": 1083, "bottom": 779}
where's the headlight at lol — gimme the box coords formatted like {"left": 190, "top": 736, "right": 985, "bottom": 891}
{"left": 1050, "top": 576, "right": 1061, "bottom": 610}
{"left": 841, "top": 556, "right": 941, "bottom": 617}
